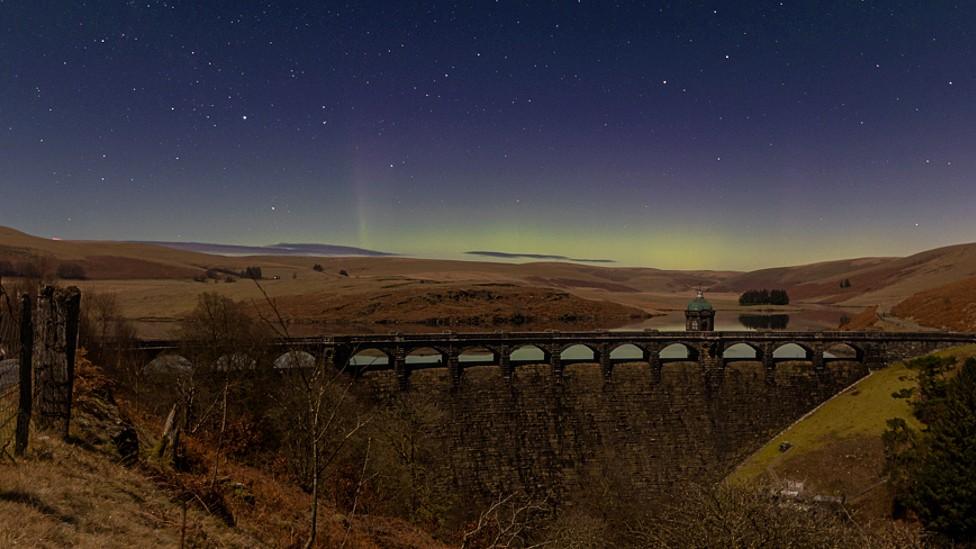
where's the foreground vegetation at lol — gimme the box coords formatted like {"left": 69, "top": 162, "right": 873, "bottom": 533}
{"left": 0, "top": 352, "right": 924, "bottom": 547}
{"left": 883, "top": 354, "right": 976, "bottom": 542}
{"left": 732, "top": 345, "right": 976, "bottom": 546}
{"left": 5, "top": 280, "right": 976, "bottom": 546}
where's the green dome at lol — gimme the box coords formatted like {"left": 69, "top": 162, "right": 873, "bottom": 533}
{"left": 687, "top": 291, "right": 713, "bottom": 311}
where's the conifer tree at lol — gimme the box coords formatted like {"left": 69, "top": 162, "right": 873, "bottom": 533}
{"left": 884, "top": 356, "right": 976, "bottom": 541}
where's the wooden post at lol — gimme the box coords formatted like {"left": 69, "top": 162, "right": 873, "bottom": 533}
{"left": 15, "top": 293, "right": 33, "bottom": 456}
{"left": 32, "top": 286, "right": 81, "bottom": 439}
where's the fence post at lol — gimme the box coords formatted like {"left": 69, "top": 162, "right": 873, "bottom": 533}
{"left": 15, "top": 293, "right": 33, "bottom": 456}
{"left": 32, "top": 286, "right": 81, "bottom": 440}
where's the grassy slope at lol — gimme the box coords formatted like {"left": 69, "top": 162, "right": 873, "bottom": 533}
{"left": 0, "top": 435, "right": 259, "bottom": 548}
{"left": 728, "top": 344, "right": 976, "bottom": 519}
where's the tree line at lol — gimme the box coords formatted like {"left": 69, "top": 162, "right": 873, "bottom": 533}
{"left": 0, "top": 259, "right": 86, "bottom": 280}
{"left": 738, "top": 288, "right": 790, "bottom": 306}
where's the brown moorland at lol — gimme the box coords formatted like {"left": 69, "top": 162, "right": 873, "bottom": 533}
{"left": 6, "top": 225, "right": 976, "bottom": 335}
{"left": 716, "top": 241, "right": 976, "bottom": 308}
{"left": 891, "top": 275, "right": 976, "bottom": 331}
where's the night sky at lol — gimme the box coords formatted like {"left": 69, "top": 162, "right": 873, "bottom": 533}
{"left": 2, "top": 2, "right": 975, "bottom": 269}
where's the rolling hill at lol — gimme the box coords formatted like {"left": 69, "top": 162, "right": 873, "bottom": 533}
{"left": 4, "top": 225, "right": 976, "bottom": 334}
{"left": 714, "top": 242, "right": 976, "bottom": 308}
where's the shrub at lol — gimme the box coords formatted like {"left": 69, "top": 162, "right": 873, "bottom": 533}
{"left": 56, "top": 262, "right": 87, "bottom": 280}
{"left": 241, "top": 266, "right": 262, "bottom": 279}
{"left": 312, "top": 264, "right": 324, "bottom": 272}
{"left": 15, "top": 261, "right": 42, "bottom": 279}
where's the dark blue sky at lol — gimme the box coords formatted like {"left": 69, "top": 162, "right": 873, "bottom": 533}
{"left": 2, "top": 1, "right": 974, "bottom": 268}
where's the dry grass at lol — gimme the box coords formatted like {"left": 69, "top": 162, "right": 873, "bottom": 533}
{"left": 892, "top": 275, "right": 976, "bottom": 331}
{"left": 840, "top": 305, "right": 880, "bottom": 331}
{"left": 0, "top": 434, "right": 258, "bottom": 548}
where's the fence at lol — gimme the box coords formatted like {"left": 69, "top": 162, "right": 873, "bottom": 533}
{"left": 0, "top": 282, "right": 79, "bottom": 459}
{"left": 0, "top": 285, "right": 23, "bottom": 458}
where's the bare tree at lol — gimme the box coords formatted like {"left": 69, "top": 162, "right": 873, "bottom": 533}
{"left": 461, "top": 492, "right": 550, "bottom": 549}
{"left": 370, "top": 391, "right": 450, "bottom": 524}
{"left": 172, "top": 292, "right": 270, "bottom": 471}
{"left": 250, "top": 280, "right": 369, "bottom": 549}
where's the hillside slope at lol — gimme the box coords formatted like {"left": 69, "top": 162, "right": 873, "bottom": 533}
{"left": 0, "top": 358, "right": 446, "bottom": 548}
{"left": 729, "top": 344, "right": 976, "bottom": 521}
{"left": 0, "top": 225, "right": 731, "bottom": 290}
{"left": 716, "top": 242, "right": 976, "bottom": 307}
{"left": 891, "top": 276, "right": 976, "bottom": 331}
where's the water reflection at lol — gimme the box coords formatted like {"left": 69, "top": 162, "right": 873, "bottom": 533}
{"left": 616, "top": 308, "right": 850, "bottom": 332}
{"left": 738, "top": 314, "right": 789, "bottom": 330}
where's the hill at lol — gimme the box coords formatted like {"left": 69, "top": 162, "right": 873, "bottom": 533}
{"left": 0, "top": 226, "right": 228, "bottom": 279}
{"left": 135, "top": 240, "right": 394, "bottom": 257}
{"left": 715, "top": 241, "right": 976, "bottom": 308}
{"left": 728, "top": 344, "right": 976, "bottom": 522}
{"left": 6, "top": 225, "right": 976, "bottom": 336}
{"left": 253, "top": 282, "right": 647, "bottom": 331}
{"left": 0, "top": 226, "right": 733, "bottom": 336}
{"left": 891, "top": 275, "right": 976, "bottom": 331}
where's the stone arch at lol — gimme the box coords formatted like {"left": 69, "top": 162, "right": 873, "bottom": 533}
{"left": 509, "top": 344, "right": 548, "bottom": 363}
{"left": 459, "top": 346, "right": 496, "bottom": 364}
{"left": 660, "top": 342, "right": 698, "bottom": 361}
{"left": 274, "top": 350, "right": 316, "bottom": 369}
{"left": 349, "top": 348, "right": 390, "bottom": 367}
{"left": 144, "top": 354, "right": 192, "bottom": 376}
{"left": 609, "top": 343, "right": 644, "bottom": 362}
{"left": 559, "top": 343, "right": 598, "bottom": 362}
{"left": 772, "top": 343, "right": 811, "bottom": 361}
{"left": 406, "top": 346, "right": 445, "bottom": 366}
{"left": 824, "top": 342, "right": 863, "bottom": 361}
{"left": 722, "top": 342, "right": 762, "bottom": 360}
{"left": 216, "top": 353, "right": 258, "bottom": 371}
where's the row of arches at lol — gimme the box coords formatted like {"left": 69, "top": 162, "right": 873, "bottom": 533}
{"left": 144, "top": 342, "right": 865, "bottom": 375}
{"left": 343, "top": 341, "right": 863, "bottom": 367}
{"left": 145, "top": 350, "right": 319, "bottom": 375}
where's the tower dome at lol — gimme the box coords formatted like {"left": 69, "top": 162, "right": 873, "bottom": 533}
{"left": 687, "top": 289, "right": 713, "bottom": 312}
{"left": 685, "top": 289, "right": 715, "bottom": 331}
